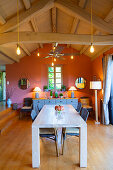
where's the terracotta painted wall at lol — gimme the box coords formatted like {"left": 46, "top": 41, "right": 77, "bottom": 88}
{"left": 91, "top": 47, "right": 113, "bottom": 118}
{"left": 6, "top": 44, "right": 93, "bottom": 106}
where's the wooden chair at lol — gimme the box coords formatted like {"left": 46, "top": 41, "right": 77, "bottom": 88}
{"left": 62, "top": 108, "right": 89, "bottom": 154}
{"left": 31, "top": 109, "right": 60, "bottom": 157}
{"left": 80, "top": 97, "right": 93, "bottom": 112}
{"left": 76, "top": 102, "right": 82, "bottom": 113}
{"left": 20, "top": 98, "right": 32, "bottom": 118}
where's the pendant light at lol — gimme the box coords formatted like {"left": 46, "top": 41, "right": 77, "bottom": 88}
{"left": 52, "top": 57, "right": 54, "bottom": 66}
{"left": 90, "top": 0, "right": 94, "bottom": 53}
{"left": 16, "top": 0, "right": 21, "bottom": 55}
{"left": 71, "top": 55, "right": 74, "bottom": 59}
{"left": 54, "top": 58, "right": 56, "bottom": 61}
{"left": 37, "top": 49, "right": 40, "bottom": 57}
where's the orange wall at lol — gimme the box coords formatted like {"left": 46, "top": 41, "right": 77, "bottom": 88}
{"left": 6, "top": 44, "right": 93, "bottom": 105}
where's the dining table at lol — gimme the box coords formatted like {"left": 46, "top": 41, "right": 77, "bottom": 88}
{"left": 32, "top": 104, "right": 87, "bottom": 168}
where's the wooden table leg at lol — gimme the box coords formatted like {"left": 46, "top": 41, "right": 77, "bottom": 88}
{"left": 32, "top": 126, "right": 40, "bottom": 168}
{"left": 79, "top": 125, "right": 87, "bottom": 167}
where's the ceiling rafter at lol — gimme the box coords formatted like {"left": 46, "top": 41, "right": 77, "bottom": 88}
{"left": 19, "top": 43, "right": 31, "bottom": 56}
{"left": 22, "top": 0, "right": 31, "bottom": 10}
{"left": 70, "top": 0, "right": 87, "bottom": 34}
{"left": 1, "top": 32, "right": 113, "bottom": 45}
{"left": 55, "top": 0, "right": 113, "bottom": 34}
{"left": 0, "top": 46, "right": 19, "bottom": 62}
{"left": 51, "top": 7, "right": 57, "bottom": 32}
{"left": 80, "top": 7, "right": 113, "bottom": 56}
{"left": 0, "top": 0, "right": 54, "bottom": 33}
{"left": 92, "top": 46, "right": 113, "bottom": 60}
{"left": 0, "top": 14, "right": 6, "bottom": 25}
{"left": 31, "top": 17, "right": 43, "bottom": 48}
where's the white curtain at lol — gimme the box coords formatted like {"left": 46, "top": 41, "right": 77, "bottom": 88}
{"left": 102, "top": 55, "right": 112, "bottom": 125}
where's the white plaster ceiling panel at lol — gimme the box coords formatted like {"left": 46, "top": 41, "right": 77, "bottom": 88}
{"left": 57, "top": 9, "right": 74, "bottom": 33}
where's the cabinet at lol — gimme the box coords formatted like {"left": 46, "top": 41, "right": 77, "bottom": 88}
{"left": 33, "top": 98, "right": 78, "bottom": 113}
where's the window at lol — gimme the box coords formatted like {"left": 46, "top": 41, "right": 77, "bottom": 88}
{"left": 48, "top": 66, "right": 62, "bottom": 90}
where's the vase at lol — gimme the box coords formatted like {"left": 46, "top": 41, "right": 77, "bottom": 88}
{"left": 7, "top": 98, "right": 12, "bottom": 108}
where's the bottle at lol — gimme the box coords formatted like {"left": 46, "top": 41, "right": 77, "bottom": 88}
{"left": 55, "top": 91, "right": 58, "bottom": 98}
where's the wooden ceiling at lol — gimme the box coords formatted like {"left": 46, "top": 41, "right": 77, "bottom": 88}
{"left": 0, "top": 0, "right": 113, "bottom": 65}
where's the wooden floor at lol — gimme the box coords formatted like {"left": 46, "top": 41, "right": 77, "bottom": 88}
{"left": 0, "top": 118, "right": 113, "bottom": 170}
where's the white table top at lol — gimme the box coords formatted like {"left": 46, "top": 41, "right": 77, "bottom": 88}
{"left": 32, "top": 105, "right": 87, "bottom": 128}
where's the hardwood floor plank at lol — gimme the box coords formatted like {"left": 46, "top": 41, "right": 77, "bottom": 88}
{"left": 0, "top": 119, "right": 113, "bottom": 170}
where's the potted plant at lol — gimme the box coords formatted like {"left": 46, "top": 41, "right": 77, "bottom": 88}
{"left": 61, "top": 85, "right": 66, "bottom": 91}
{"left": 59, "top": 93, "right": 63, "bottom": 98}
{"left": 50, "top": 90, "right": 53, "bottom": 98}
{"left": 43, "top": 85, "right": 48, "bottom": 92}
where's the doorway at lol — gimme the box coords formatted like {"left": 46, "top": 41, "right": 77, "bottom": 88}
{"left": 0, "top": 72, "right": 6, "bottom": 102}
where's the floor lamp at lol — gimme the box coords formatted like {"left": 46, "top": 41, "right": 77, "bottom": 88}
{"left": 90, "top": 81, "right": 102, "bottom": 124}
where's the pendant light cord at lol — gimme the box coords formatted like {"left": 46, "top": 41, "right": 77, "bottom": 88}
{"left": 91, "top": 0, "right": 93, "bottom": 44}
{"left": 17, "top": 0, "right": 19, "bottom": 46}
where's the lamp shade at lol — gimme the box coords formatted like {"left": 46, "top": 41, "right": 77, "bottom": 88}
{"left": 69, "top": 86, "right": 77, "bottom": 91}
{"left": 33, "top": 87, "right": 41, "bottom": 92}
{"left": 90, "top": 81, "right": 102, "bottom": 90}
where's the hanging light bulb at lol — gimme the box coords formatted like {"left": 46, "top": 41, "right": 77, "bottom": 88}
{"left": 54, "top": 58, "right": 56, "bottom": 61}
{"left": 16, "top": 0, "right": 21, "bottom": 55}
{"left": 52, "top": 62, "right": 54, "bottom": 66}
{"left": 16, "top": 45, "right": 21, "bottom": 55}
{"left": 71, "top": 55, "right": 74, "bottom": 59}
{"left": 90, "top": 0, "right": 94, "bottom": 54}
{"left": 90, "top": 43, "right": 94, "bottom": 53}
{"left": 37, "top": 52, "right": 40, "bottom": 57}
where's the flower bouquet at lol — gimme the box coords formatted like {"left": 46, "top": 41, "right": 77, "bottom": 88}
{"left": 55, "top": 105, "right": 64, "bottom": 114}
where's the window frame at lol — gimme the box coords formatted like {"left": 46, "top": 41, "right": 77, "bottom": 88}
{"left": 48, "top": 65, "right": 63, "bottom": 90}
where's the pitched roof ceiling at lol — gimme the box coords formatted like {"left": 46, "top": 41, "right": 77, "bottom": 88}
{"left": 0, "top": 0, "right": 113, "bottom": 65}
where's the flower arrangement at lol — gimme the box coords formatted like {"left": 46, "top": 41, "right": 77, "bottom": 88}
{"left": 55, "top": 105, "right": 64, "bottom": 111}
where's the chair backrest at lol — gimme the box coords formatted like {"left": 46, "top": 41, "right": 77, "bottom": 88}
{"left": 76, "top": 102, "right": 82, "bottom": 113}
{"left": 80, "top": 97, "right": 90, "bottom": 106}
{"left": 80, "top": 108, "right": 89, "bottom": 122}
{"left": 24, "top": 98, "right": 32, "bottom": 106}
{"left": 31, "top": 110, "right": 37, "bottom": 121}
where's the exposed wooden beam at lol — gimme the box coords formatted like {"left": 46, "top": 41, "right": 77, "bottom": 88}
{"left": 92, "top": 46, "right": 113, "bottom": 60}
{"left": 55, "top": 0, "right": 113, "bottom": 34}
{"left": 80, "top": 8, "right": 113, "bottom": 55}
{"left": 0, "top": 0, "right": 54, "bottom": 33}
{"left": 0, "top": 46, "right": 19, "bottom": 62}
{"left": 104, "top": 8, "right": 113, "bottom": 23}
{"left": 19, "top": 43, "right": 31, "bottom": 56}
{"left": 70, "top": 0, "right": 87, "bottom": 34}
{"left": 0, "top": 14, "right": 6, "bottom": 25}
{"left": 22, "top": 0, "right": 31, "bottom": 10}
{"left": 51, "top": 7, "right": 57, "bottom": 32}
{"left": 31, "top": 17, "right": 39, "bottom": 32}
{"left": 80, "top": 45, "right": 89, "bottom": 54}
{"left": 39, "top": 44, "right": 43, "bottom": 48}
{"left": 1, "top": 32, "right": 113, "bottom": 45}
{"left": 31, "top": 17, "right": 43, "bottom": 49}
